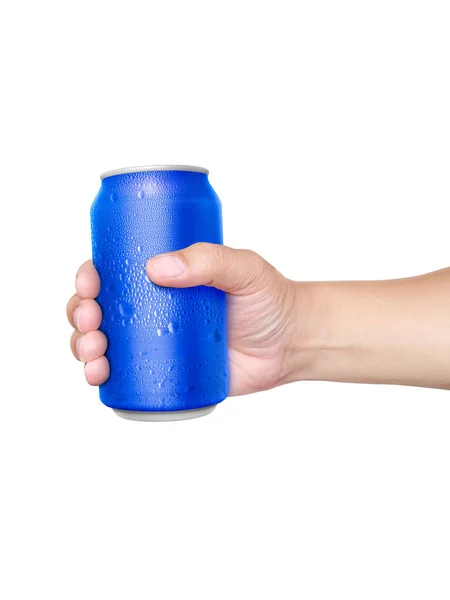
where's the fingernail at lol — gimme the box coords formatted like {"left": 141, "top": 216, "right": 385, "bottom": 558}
{"left": 73, "top": 307, "right": 83, "bottom": 331}
{"left": 149, "top": 255, "right": 186, "bottom": 277}
{"left": 76, "top": 337, "right": 85, "bottom": 361}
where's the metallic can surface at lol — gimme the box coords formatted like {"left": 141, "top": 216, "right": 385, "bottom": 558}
{"left": 91, "top": 166, "right": 228, "bottom": 419}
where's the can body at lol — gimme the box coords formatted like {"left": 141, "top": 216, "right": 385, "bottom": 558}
{"left": 91, "top": 166, "right": 228, "bottom": 417}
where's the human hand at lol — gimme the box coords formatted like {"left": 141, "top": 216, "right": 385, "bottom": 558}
{"left": 67, "top": 244, "right": 305, "bottom": 395}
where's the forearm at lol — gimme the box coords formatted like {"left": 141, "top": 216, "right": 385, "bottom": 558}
{"left": 291, "top": 268, "right": 450, "bottom": 389}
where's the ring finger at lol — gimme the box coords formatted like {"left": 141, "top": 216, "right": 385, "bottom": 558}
{"left": 71, "top": 330, "right": 108, "bottom": 362}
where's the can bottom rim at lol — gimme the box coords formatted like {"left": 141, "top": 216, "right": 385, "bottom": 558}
{"left": 113, "top": 405, "right": 216, "bottom": 422}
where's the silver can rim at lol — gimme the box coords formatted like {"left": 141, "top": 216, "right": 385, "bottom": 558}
{"left": 100, "top": 164, "right": 209, "bottom": 180}
{"left": 113, "top": 404, "right": 216, "bottom": 422}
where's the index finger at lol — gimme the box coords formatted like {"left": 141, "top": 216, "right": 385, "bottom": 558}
{"left": 75, "top": 260, "right": 101, "bottom": 299}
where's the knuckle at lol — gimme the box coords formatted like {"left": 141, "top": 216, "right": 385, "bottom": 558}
{"left": 190, "top": 241, "right": 210, "bottom": 251}
{"left": 190, "top": 242, "right": 224, "bottom": 269}
{"left": 237, "top": 248, "right": 267, "bottom": 290}
{"left": 240, "top": 248, "right": 261, "bottom": 264}
{"left": 209, "top": 244, "right": 225, "bottom": 267}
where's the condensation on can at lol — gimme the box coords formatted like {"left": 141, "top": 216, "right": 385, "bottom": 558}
{"left": 91, "top": 165, "right": 228, "bottom": 419}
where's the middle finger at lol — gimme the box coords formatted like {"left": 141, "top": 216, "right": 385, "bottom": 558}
{"left": 67, "top": 296, "right": 102, "bottom": 332}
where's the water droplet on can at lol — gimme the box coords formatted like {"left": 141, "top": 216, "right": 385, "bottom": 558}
{"left": 168, "top": 321, "right": 179, "bottom": 334}
{"left": 119, "top": 301, "right": 134, "bottom": 317}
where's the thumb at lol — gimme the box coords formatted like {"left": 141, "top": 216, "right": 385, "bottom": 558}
{"left": 146, "top": 243, "right": 273, "bottom": 294}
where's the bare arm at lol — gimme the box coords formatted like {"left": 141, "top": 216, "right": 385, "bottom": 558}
{"left": 292, "top": 268, "right": 450, "bottom": 389}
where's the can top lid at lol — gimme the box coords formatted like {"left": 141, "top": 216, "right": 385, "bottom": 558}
{"left": 100, "top": 165, "right": 209, "bottom": 180}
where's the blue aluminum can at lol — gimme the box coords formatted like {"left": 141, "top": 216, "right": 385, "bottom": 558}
{"left": 91, "top": 165, "right": 228, "bottom": 421}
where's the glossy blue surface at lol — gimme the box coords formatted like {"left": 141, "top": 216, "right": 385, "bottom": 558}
{"left": 91, "top": 169, "right": 228, "bottom": 412}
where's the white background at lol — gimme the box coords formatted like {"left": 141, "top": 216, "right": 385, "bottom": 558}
{"left": 1, "top": 1, "right": 449, "bottom": 598}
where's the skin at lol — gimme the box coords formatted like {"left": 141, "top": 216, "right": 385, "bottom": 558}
{"left": 67, "top": 243, "right": 450, "bottom": 392}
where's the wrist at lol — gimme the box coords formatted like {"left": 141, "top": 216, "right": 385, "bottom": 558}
{"left": 283, "top": 280, "right": 335, "bottom": 384}
{"left": 284, "top": 279, "right": 372, "bottom": 384}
